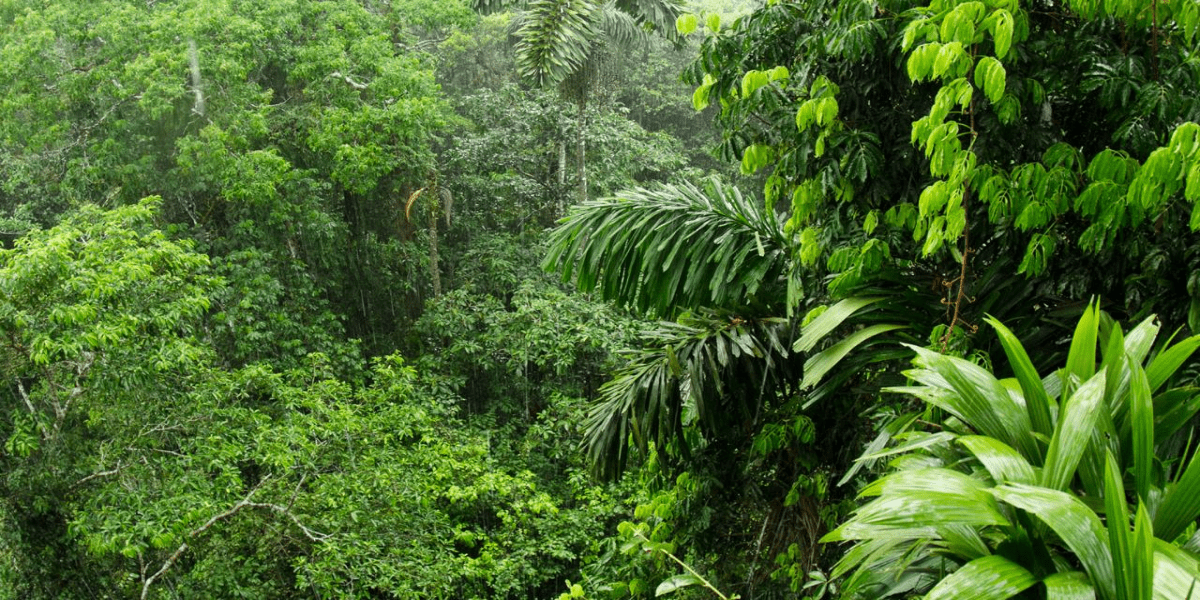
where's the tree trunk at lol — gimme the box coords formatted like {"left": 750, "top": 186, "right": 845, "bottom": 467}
{"left": 557, "top": 137, "right": 566, "bottom": 216}
{"left": 576, "top": 94, "right": 587, "bottom": 204}
{"left": 428, "top": 195, "right": 441, "bottom": 297}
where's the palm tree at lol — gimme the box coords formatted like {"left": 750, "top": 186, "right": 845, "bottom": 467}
{"left": 470, "top": 0, "right": 684, "bottom": 204}
{"left": 543, "top": 179, "right": 929, "bottom": 478}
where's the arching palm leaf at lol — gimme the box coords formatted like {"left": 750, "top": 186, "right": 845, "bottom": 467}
{"left": 583, "top": 311, "right": 794, "bottom": 478}
{"left": 544, "top": 179, "right": 791, "bottom": 318}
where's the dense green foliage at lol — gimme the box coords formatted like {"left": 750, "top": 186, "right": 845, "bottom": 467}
{"left": 3, "top": 0, "right": 1200, "bottom": 598}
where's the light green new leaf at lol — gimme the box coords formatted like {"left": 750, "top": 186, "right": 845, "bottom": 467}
{"left": 992, "top": 484, "right": 1115, "bottom": 600}
{"left": 974, "top": 56, "right": 1006, "bottom": 104}
{"left": 1041, "top": 370, "right": 1106, "bottom": 491}
{"left": 991, "top": 9, "right": 1013, "bottom": 59}
{"left": 925, "top": 555, "right": 1037, "bottom": 600}
{"left": 675, "top": 12, "right": 697, "bottom": 34}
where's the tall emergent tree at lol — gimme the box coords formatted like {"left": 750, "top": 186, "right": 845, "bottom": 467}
{"left": 547, "top": 0, "right": 1200, "bottom": 595}
{"left": 470, "top": 0, "right": 686, "bottom": 203}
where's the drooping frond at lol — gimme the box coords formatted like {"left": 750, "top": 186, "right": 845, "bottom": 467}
{"left": 597, "top": 3, "right": 645, "bottom": 50}
{"left": 584, "top": 312, "right": 793, "bottom": 479}
{"left": 544, "top": 179, "right": 791, "bottom": 318}
{"left": 612, "top": 0, "right": 685, "bottom": 39}
{"left": 514, "top": 0, "right": 601, "bottom": 87}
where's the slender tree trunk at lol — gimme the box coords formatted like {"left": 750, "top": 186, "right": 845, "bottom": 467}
{"left": 576, "top": 94, "right": 587, "bottom": 204}
{"left": 557, "top": 137, "right": 566, "bottom": 216}
{"left": 428, "top": 195, "right": 441, "bottom": 297}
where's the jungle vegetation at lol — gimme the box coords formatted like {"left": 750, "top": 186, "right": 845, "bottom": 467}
{"left": 1, "top": 0, "right": 1200, "bottom": 598}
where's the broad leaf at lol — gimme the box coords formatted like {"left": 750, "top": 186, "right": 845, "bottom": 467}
{"left": 992, "top": 484, "right": 1115, "bottom": 600}
{"left": 655, "top": 573, "right": 702, "bottom": 596}
{"left": 1043, "top": 572, "right": 1097, "bottom": 599}
{"left": 987, "top": 316, "right": 1055, "bottom": 441}
{"left": 794, "top": 296, "right": 883, "bottom": 352}
{"left": 958, "top": 435, "right": 1036, "bottom": 485}
{"left": 801, "top": 324, "right": 906, "bottom": 389}
{"left": 924, "top": 555, "right": 1037, "bottom": 600}
{"left": 1041, "top": 370, "right": 1106, "bottom": 492}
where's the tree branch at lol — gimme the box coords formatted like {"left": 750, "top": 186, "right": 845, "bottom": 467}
{"left": 329, "top": 71, "right": 369, "bottom": 90}
{"left": 140, "top": 475, "right": 326, "bottom": 598}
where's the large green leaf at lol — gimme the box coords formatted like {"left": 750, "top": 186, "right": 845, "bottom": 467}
{"left": 545, "top": 180, "right": 788, "bottom": 317}
{"left": 1041, "top": 370, "right": 1106, "bottom": 491}
{"left": 1146, "top": 335, "right": 1200, "bottom": 393}
{"left": 801, "top": 324, "right": 907, "bottom": 389}
{"left": 1152, "top": 540, "right": 1200, "bottom": 600}
{"left": 1105, "top": 451, "right": 1133, "bottom": 600}
{"left": 1128, "top": 363, "right": 1154, "bottom": 501}
{"left": 1065, "top": 300, "right": 1100, "bottom": 383}
{"left": 907, "top": 346, "right": 1040, "bottom": 462}
{"left": 1152, "top": 447, "right": 1200, "bottom": 543}
{"left": 1043, "top": 572, "right": 1097, "bottom": 600}
{"left": 1131, "top": 505, "right": 1155, "bottom": 600}
{"left": 514, "top": 0, "right": 601, "bottom": 87}
{"left": 958, "top": 435, "right": 1036, "bottom": 485}
{"left": 1153, "top": 388, "right": 1200, "bottom": 442}
{"left": 992, "top": 484, "right": 1116, "bottom": 600}
{"left": 987, "top": 316, "right": 1056, "bottom": 442}
{"left": 794, "top": 296, "right": 883, "bottom": 352}
{"left": 655, "top": 573, "right": 701, "bottom": 596}
{"left": 924, "top": 555, "right": 1038, "bottom": 600}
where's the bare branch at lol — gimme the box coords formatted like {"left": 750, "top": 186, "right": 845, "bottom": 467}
{"left": 139, "top": 475, "right": 328, "bottom": 598}
{"left": 141, "top": 476, "right": 272, "bottom": 599}
{"left": 74, "top": 463, "right": 123, "bottom": 487}
{"left": 15, "top": 379, "right": 50, "bottom": 440}
{"left": 244, "top": 502, "right": 329, "bottom": 542}
{"left": 328, "top": 71, "right": 369, "bottom": 90}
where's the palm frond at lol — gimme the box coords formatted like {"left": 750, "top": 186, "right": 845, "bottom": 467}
{"left": 514, "top": 0, "right": 602, "bottom": 87}
{"left": 612, "top": 0, "right": 685, "bottom": 39}
{"left": 470, "top": 0, "right": 523, "bottom": 15}
{"left": 582, "top": 312, "right": 792, "bottom": 478}
{"left": 597, "top": 3, "right": 645, "bottom": 49}
{"left": 545, "top": 179, "right": 790, "bottom": 318}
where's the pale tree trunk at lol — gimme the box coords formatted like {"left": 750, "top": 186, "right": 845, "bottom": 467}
{"left": 557, "top": 137, "right": 567, "bottom": 216}
{"left": 428, "top": 195, "right": 441, "bottom": 297}
{"left": 576, "top": 95, "right": 587, "bottom": 204}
